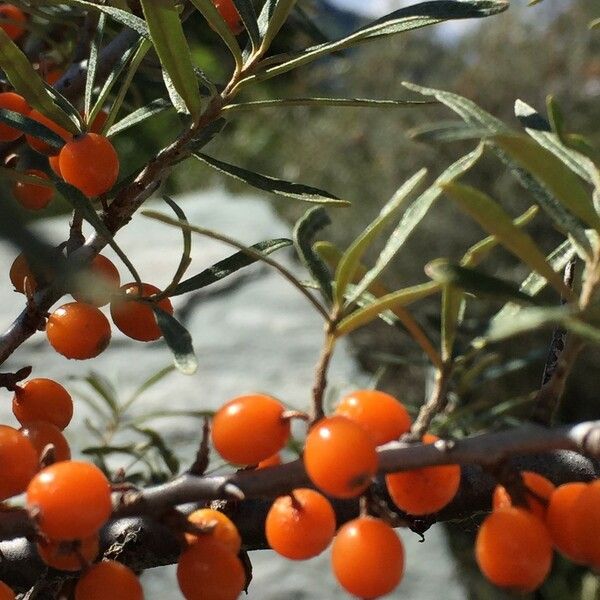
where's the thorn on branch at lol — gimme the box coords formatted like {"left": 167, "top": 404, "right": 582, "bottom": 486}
{"left": 0, "top": 366, "right": 32, "bottom": 392}
{"left": 189, "top": 417, "right": 210, "bottom": 476}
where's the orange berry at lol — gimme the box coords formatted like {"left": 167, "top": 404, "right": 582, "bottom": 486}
{"left": 46, "top": 302, "right": 111, "bottom": 360}
{"left": 0, "top": 91, "right": 30, "bottom": 141}
{"left": 87, "top": 109, "right": 108, "bottom": 134}
{"left": 257, "top": 452, "right": 281, "bottom": 469}
{"left": 570, "top": 480, "right": 600, "bottom": 568}
{"left": 9, "top": 253, "right": 36, "bottom": 293}
{"left": 26, "top": 109, "right": 71, "bottom": 156}
{"left": 59, "top": 133, "right": 119, "bottom": 197}
{"left": 493, "top": 471, "right": 555, "bottom": 521}
{"left": 13, "top": 378, "right": 73, "bottom": 430}
{"left": 545, "top": 482, "right": 588, "bottom": 563}
{"left": 0, "top": 425, "right": 38, "bottom": 500}
{"left": 475, "top": 506, "right": 553, "bottom": 592}
{"left": 26, "top": 461, "right": 112, "bottom": 540}
{"left": 75, "top": 560, "right": 143, "bottom": 600}
{"left": 385, "top": 433, "right": 460, "bottom": 515}
{"left": 211, "top": 394, "right": 290, "bottom": 465}
{"left": 177, "top": 536, "right": 245, "bottom": 600}
{"left": 266, "top": 488, "right": 336, "bottom": 560}
{"left": 0, "top": 581, "right": 15, "bottom": 600}
{"left": 0, "top": 4, "right": 26, "bottom": 40}
{"left": 20, "top": 421, "right": 71, "bottom": 462}
{"left": 37, "top": 534, "right": 99, "bottom": 571}
{"left": 12, "top": 169, "right": 53, "bottom": 210}
{"left": 185, "top": 508, "right": 241, "bottom": 553}
{"left": 331, "top": 516, "right": 404, "bottom": 599}
{"left": 48, "top": 154, "right": 61, "bottom": 177}
{"left": 334, "top": 389, "right": 411, "bottom": 446}
{"left": 212, "top": 0, "right": 243, "bottom": 35}
{"left": 303, "top": 415, "right": 378, "bottom": 499}
{"left": 44, "top": 69, "right": 62, "bottom": 85}
{"left": 110, "top": 283, "right": 173, "bottom": 342}
{"left": 72, "top": 254, "right": 121, "bottom": 307}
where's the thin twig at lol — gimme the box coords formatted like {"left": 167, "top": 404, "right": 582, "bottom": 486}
{"left": 310, "top": 331, "right": 336, "bottom": 423}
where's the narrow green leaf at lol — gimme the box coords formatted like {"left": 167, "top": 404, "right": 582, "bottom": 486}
{"left": 0, "top": 166, "right": 53, "bottom": 186}
{"left": 162, "top": 195, "right": 192, "bottom": 291}
{"left": 408, "top": 120, "right": 490, "bottom": 143}
{"left": 259, "top": 0, "right": 297, "bottom": 51}
{"left": 83, "top": 371, "right": 119, "bottom": 417}
{"left": 546, "top": 95, "right": 565, "bottom": 140}
{"left": 127, "top": 365, "right": 176, "bottom": 406}
{"left": 107, "top": 98, "right": 172, "bottom": 137}
{"left": 153, "top": 306, "right": 197, "bottom": 375}
{"left": 0, "top": 108, "right": 64, "bottom": 149}
{"left": 441, "top": 286, "right": 463, "bottom": 362}
{"left": 192, "top": 153, "right": 348, "bottom": 206}
{"left": 132, "top": 426, "right": 180, "bottom": 474}
{"left": 65, "top": 0, "right": 149, "bottom": 36}
{"left": 589, "top": 17, "right": 600, "bottom": 30}
{"left": 84, "top": 12, "right": 105, "bottom": 118}
{"left": 232, "top": 0, "right": 260, "bottom": 51}
{"left": 82, "top": 445, "right": 140, "bottom": 457}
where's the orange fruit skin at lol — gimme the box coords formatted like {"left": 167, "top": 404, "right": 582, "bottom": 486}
{"left": 385, "top": 433, "right": 460, "bottom": 515}
{"left": 25, "top": 109, "right": 71, "bottom": 156}
{"left": 266, "top": 488, "right": 336, "bottom": 560}
{"left": 26, "top": 461, "right": 112, "bottom": 541}
{"left": 331, "top": 516, "right": 404, "bottom": 599}
{"left": 257, "top": 452, "right": 281, "bottom": 469}
{"left": 475, "top": 507, "right": 553, "bottom": 593}
{"left": 493, "top": 471, "right": 555, "bottom": 521}
{"left": 48, "top": 153, "right": 62, "bottom": 177}
{"left": 570, "top": 481, "right": 600, "bottom": 569}
{"left": 12, "top": 169, "right": 53, "bottom": 210}
{"left": 46, "top": 302, "right": 111, "bottom": 360}
{"left": 74, "top": 560, "right": 143, "bottom": 600}
{"left": 303, "top": 415, "right": 378, "bottom": 499}
{"left": 211, "top": 394, "right": 290, "bottom": 465}
{"left": 9, "top": 253, "right": 36, "bottom": 293}
{"left": 334, "top": 389, "right": 411, "bottom": 446}
{"left": 72, "top": 254, "right": 121, "bottom": 307}
{"left": 212, "top": 0, "right": 243, "bottom": 35}
{"left": 177, "top": 537, "right": 245, "bottom": 600}
{"left": 185, "top": 508, "right": 242, "bottom": 553}
{"left": 59, "top": 133, "right": 119, "bottom": 197}
{"left": 0, "top": 581, "right": 15, "bottom": 600}
{"left": 545, "top": 482, "right": 588, "bottom": 563}
{"left": 0, "top": 425, "right": 38, "bottom": 500}
{"left": 0, "top": 91, "right": 29, "bottom": 141}
{"left": 110, "top": 283, "right": 173, "bottom": 342}
{"left": 13, "top": 378, "right": 73, "bottom": 430}
{"left": 44, "top": 69, "right": 62, "bottom": 85}
{"left": 20, "top": 421, "right": 71, "bottom": 462}
{"left": 0, "top": 4, "right": 26, "bottom": 40}
{"left": 37, "top": 534, "right": 99, "bottom": 571}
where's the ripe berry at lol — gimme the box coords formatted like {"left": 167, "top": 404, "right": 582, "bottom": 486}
{"left": 25, "top": 109, "right": 71, "bottom": 156}
{"left": 0, "top": 425, "right": 38, "bottom": 500}
{"left": 26, "top": 461, "right": 112, "bottom": 540}
{"left": 75, "top": 560, "right": 143, "bottom": 600}
{"left": 212, "top": 0, "right": 243, "bottom": 35}
{"left": 257, "top": 452, "right": 281, "bottom": 469}
{"left": 72, "top": 254, "right": 121, "bottom": 307}
{"left": 211, "top": 394, "right": 290, "bottom": 465}
{"left": 44, "top": 69, "right": 62, "bottom": 85}
{"left": 0, "top": 4, "right": 26, "bottom": 40}
{"left": 185, "top": 508, "right": 241, "bottom": 553}
{"left": 13, "top": 378, "right": 73, "bottom": 430}
{"left": 0, "top": 581, "right": 14, "bottom": 600}
{"left": 59, "top": 133, "right": 119, "bottom": 197}
{"left": 46, "top": 302, "right": 111, "bottom": 360}
{"left": 177, "top": 536, "right": 245, "bottom": 600}
{"left": 331, "top": 516, "right": 404, "bottom": 599}
{"left": 20, "top": 421, "right": 71, "bottom": 462}
{"left": 0, "top": 91, "right": 29, "bottom": 141}
{"left": 545, "top": 482, "right": 587, "bottom": 563}
{"left": 266, "top": 489, "right": 336, "bottom": 560}
{"left": 48, "top": 153, "right": 61, "bottom": 177}
{"left": 475, "top": 506, "right": 552, "bottom": 592}
{"left": 9, "top": 253, "right": 36, "bottom": 293}
{"left": 110, "top": 283, "right": 173, "bottom": 342}
{"left": 493, "top": 471, "right": 555, "bottom": 521}
{"left": 12, "top": 169, "right": 53, "bottom": 210}
{"left": 37, "top": 534, "right": 99, "bottom": 571}
{"left": 570, "top": 480, "right": 600, "bottom": 568}
{"left": 385, "top": 433, "right": 460, "bottom": 515}
{"left": 86, "top": 109, "right": 109, "bottom": 134}
{"left": 303, "top": 415, "right": 378, "bottom": 499}
{"left": 334, "top": 389, "right": 411, "bottom": 446}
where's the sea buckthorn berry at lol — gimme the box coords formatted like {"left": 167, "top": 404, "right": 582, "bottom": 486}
{"left": 86, "top": 109, "right": 109, "bottom": 134}
{"left": 44, "top": 69, "right": 62, "bottom": 85}
{"left": 545, "top": 482, "right": 587, "bottom": 563}
{"left": 211, "top": 394, "right": 290, "bottom": 465}
{"left": 110, "top": 283, "right": 173, "bottom": 342}
{"left": 177, "top": 536, "right": 245, "bottom": 600}
{"left": 303, "top": 415, "right": 378, "bottom": 499}
{"left": 493, "top": 471, "right": 555, "bottom": 521}
{"left": 185, "top": 508, "right": 241, "bottom": 553}
{"left": 570, "top": 480, "right": 600, "bottom": 569}
{"left": 334, "top": 389, "right": 411, "bottom": 446}
{"left": 0, "top": 4, "right": 26, "bottom": 40}
{"left": 266, "top": 489, "right": 336, "bottom": 560}
{"left": 46, "top": 302, "right": 111, "bottom": 360}
{"left": 72, "top": 254, "right": 121, "bottom": 307}
{"left": 257, "top": 452, "right": 281, "bottom": 469}
{"left": 48, "top": 153, "right": 61, "bottom": 177}
{"left": 0, "top": 425, "right": 38, "bottom": 500}
{"left": 0, "top": 581, "right": 14, "bottom": 600}
{"left": 332, "top": 516, "right": 404, "bottom": 599}
{"left": 26, "top": 461, "right": 112, "bottom": 540}
{"left": 0, "top": 92, "right": 29, "bottom": 141}
{"left": 59, "top": 133, "right": 119, "bottom": 197}
{"left": 212, "top": 0, "right": 243, "bottom": 35}
{"left": 75, "top": 560, "right": 143, "bottom": 600}
{"left": 20, "top": 421, "right": 71, "bottom": 463}
{"left": 475, "top": 506, "right": 553, "bottom": 592}
{"left": 13, "top": 378, "right": 73, "bottom": 430}
{"left": 12, "top": 169, "right": 53, "bottom": 211}
{"left": 385, "top": 433, "right": 460, "bottom": 515}
{"left": 37, "top": 534, "right": 99, "bottom": 571}
{"left": 9, "top": 253, "right": 36, "bottom": 294}
{"left": 25, "top": 109, "right": 71, "bottom": 156}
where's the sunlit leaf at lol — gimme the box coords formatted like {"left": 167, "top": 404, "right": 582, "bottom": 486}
{"left": 153, "top": 307, "right": 197, "bottom": 375}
